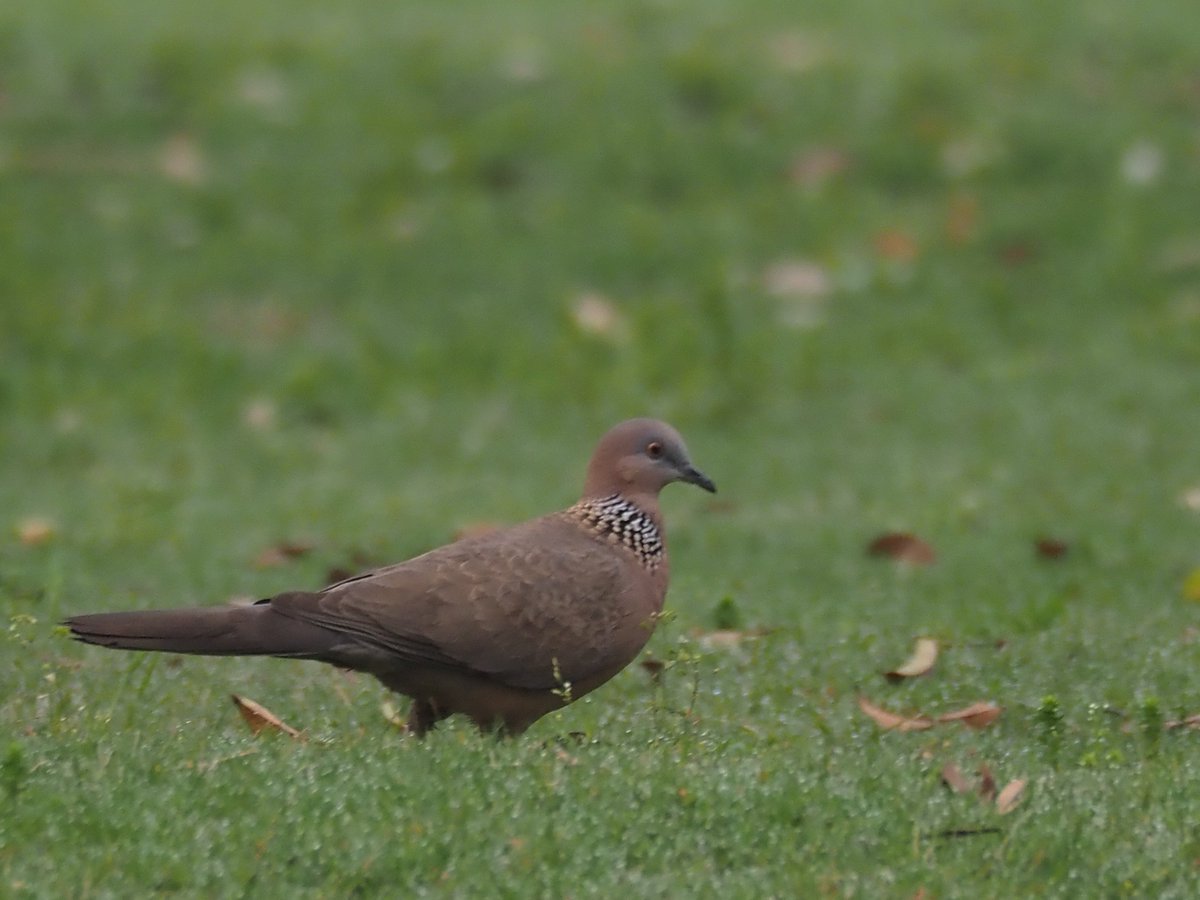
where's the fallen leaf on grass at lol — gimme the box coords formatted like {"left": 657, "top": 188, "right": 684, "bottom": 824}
{"left": 254, "top": 540, "right": 314, "bottom": 568}
{"left": 941, "top": 762, "right": 973, "bottom": 794}
{"left": 640, "top": 658, "right": 666, "bottom": 681}
{"left": 997, "top": 240, "right": 1037, "bottom": 266}
{"left": 1165, "top": 714, "right": 1200, "bottom": 730}
{"left": 977, "top": 763, "right": 997, "bottom": 802}
{"left": 788, "top": 146, "right": 850, "bottom": 189}
{"left": 996, "top": 778, "right": 1027, "bottom": 814}
{"left": 857, "top": 696, "right": 934, "bottom": 732}
{"left": 16, "top": 517, "right": 57, "bottom": 546}
{"left": 691, "top": 627, "right": 771, "bottom": 651}
{"left": 570, "top": 292, "right": 627, "bottom": 341}
{"left": 945, "top": 192, "right": 979, "bottom": 245}
{"left": 762, "top": 260, "right": 831, "bottom": 298}
{"left": 158, "top": 133, "right": 206, "bottom": 186}
{"left": 938, "top": 702, "right": 1003, "bottom": 730}
{"left": 242, "top": 397, "right": 277, "bottom": 431}
{"left": 761, "top": 260, "right": 830, "bottom": 330}
{"left": 1180, "top": 486, "right": 1200, "bottom": 512}
{"left": 1034, "top": 537, "right": 1070, "bottom": 559}
{"left": 873, "top": 230, "right": 920, "bottom": 263}
{"left": 381, "top": 700, "right": 405, "bottom": 728}
{"left": 941, "top": 761, "right": 1026, "bottom": 812}
{"left": 867, "top": 532, "right": 937, "bottom": 565}
{"left": 696, "top": 629, "right": 749, "bottom": 650}
{"left": 1184, "top": 568, "right": 1200, "bottom": 602}
{"left": 231, "top": 694, "right": 303, "bottom": 739}
{"left": 885, "top": 637, "right": 938, "bottom": 682}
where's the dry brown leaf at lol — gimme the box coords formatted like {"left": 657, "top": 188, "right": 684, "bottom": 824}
{"left": 696, "top": 629, "right": 748, "bottom": 651}
{"left": 1184, "top": 568, "right": 1200, "bottom": 602}
{"left": 998, "top": 240, "right": 1036, "bottom": 266}
{"left": 254, "top": 540, "right": 314, "bottom": 568}
{"left": 945, "top": 192, "right": 979, "bottom": 245}
{"left": 691, "top": 627, "right": 770, "bottom": 651}
{"left": 1165, "top": 714, "right": 1200, "bottom": 730}
{"left": 16, "top": 517, "right": 57, "bottom": 546}
{"left": 570, "top": 292, "right": 627, "bottom": 340}
{"left": 996, "top": 778, "right": 1027, "bottom": 814}
{"left": 208, "top": 299, "right": 303, "bottom": 343}
{"left": 762, "top": 261, "right": 830, "bottom": 331}
{"left": 640, "top": 658, "right": 666, "bottom": 681}
{"left": 1180, "top": 486, "right": 1200, "bottom": 512}
{"left": 1034, "top": 537, "right": 1070, "bottom": 560}
{"left": 977, "top": 763, "right": 997, "bottom": 802}
{"left": 867, "top": 532, "right": 937, "bottom": 565}
{"left": 938, "top": 702, "right": 1003, "bottom": 730}
{"left": 242, "top": 398, "right": 277, "bottom": 431}
{"left": 762, "top": 260, "right": 831, "bottom": 299}
{"left": 873, "top": 230, "right": 920, "bottom": 263}
{"left": 788, "top": 146, "right": 850, "bottom": 188}
{"left": 159, "top": 133, "right": 206, "bottom": 186}
{"left": 857, "top": 695, "right": 935, "bottom": 732}
{"left": 380, "top": 700, "right": 405, "bottom": 728}
{"left": 941, "top": 762, "right": 972, "bottom": 794}
{"left": 231, "top": 694, "right": 302, "bottom": 738}
{"left": 554, "top": 747, "right": 580, "bottom": 766}
{"left": 885, "top": 637, "right": 939, "bottom": 682}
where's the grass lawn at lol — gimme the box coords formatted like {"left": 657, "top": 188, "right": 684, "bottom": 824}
{"left": 3, "top": 0, "right": 1200, "bottom": 895}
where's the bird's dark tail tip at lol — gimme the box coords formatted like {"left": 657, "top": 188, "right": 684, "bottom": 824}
{"left": 65, "top": 607, "right": 262, "bottom": 656}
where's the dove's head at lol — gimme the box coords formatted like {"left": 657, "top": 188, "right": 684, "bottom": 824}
{"left": 582, "top": 418, "right": 716, "bottom": 502}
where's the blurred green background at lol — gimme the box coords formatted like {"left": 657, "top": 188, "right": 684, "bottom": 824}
{"left": 3, "top": 0, "right": 1200, "bottom": 895}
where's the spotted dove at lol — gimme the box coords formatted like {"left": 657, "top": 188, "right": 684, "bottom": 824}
{"left": 65, "top": 418, "right": 715, "bottom": 735}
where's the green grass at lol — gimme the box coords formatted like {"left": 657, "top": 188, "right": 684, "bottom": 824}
{"left": 3, "top": 0, "right": 1200, "bottom": 895}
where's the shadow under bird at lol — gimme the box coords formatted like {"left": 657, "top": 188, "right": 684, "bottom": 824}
{"left": 65, "top": 418, "right": 715, "bottom": 735}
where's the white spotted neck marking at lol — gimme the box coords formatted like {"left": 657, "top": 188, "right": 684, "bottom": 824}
{"left": 570, "top": 495, "right": 664, "bottom": 570}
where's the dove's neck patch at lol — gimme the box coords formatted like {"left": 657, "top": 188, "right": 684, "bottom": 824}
{"left": 571, "top": 495, "right": 663, "bottom": 570}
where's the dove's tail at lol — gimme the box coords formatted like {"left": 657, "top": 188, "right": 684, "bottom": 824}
{"left": 64, "top": 602, "right": 336, "bottom": 658}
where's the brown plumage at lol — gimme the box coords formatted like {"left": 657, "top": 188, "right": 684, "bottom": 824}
{"left": 65, "top": 418, "right": 715, "bottom": 735}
